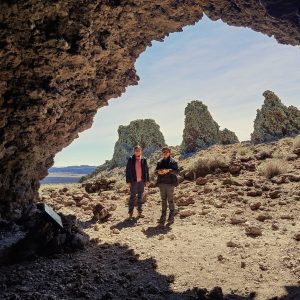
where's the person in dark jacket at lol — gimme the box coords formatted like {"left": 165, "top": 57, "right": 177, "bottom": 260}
{"left": 155, "top": 146, "right": 179, "bottom": 225}
{"left": 126, "top": 145, "right": 149, "bottom": 218}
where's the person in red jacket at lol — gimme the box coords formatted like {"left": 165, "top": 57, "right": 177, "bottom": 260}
{"left": 126, "top": 145, "right": 149, "bottom": 218}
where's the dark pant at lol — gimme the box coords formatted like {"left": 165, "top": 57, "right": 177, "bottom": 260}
{"left": 159, "top": 184, "right": 175, "bottom": 216}
{"left": 129, "top": 181, "right": 144, "bottom": 213}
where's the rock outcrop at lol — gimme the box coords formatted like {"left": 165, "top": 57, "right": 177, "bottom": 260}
{"left": 1, "top": 1, "right": 300, "bottom": 219}
{"left": 220, "top": 128, "right": 239, "bottom": 145}
{"left": 251, "top": 91, "right": 300, "bottom": 144}
{"left": 181, "top": 101, "right": 238, "bottom": 155}
{"left": 111, "top": 119, "right": 165, "bottom": 167}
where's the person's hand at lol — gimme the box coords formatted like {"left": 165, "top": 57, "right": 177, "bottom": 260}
{"left": 158, "top": 169, "right": 168, "bottom": 175}
{"left": 145, "top": 181, "right": 150, "bottom": 187}
{"left": 127, "top": 182, "right": 131, "bottom": 189}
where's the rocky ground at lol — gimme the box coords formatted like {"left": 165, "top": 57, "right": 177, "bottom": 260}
{"left": 1, "top": 138, "right": 300, "bottom": 300}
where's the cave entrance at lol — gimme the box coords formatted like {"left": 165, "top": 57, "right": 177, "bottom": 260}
{"left": 1, "top": 0, "right": 300, "bottom": 221}
{"left": 53, "top": 16, "right": 300, "bottom": 171}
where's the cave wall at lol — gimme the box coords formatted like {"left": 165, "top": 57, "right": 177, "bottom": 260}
{"left": 0, "top": 0, "right": 299, "bottom": 219}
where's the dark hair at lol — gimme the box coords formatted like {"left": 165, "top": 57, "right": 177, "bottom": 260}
{"left": 162, "top": 146, "right": 171, "bottom": 152}
{"left": 134, "top": 145, "right": 142, "bottom": 150}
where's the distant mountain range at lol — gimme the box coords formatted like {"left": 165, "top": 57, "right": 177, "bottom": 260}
{"left": 48, "top": 165, "right": 97, "bottom": 174}
{"left": 41, "top": 165, "right": 97, "bottom": 184}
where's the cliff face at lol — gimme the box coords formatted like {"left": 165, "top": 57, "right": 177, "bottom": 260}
{"left": 111, "top": 119, "right": 165, "bottom": 167}
{"left": 251, "top": 91, "right": 300, "bottom": 144}
{"left": 181, "top": 101, "right": 239, "bottom": 155}
{"left": 0, "top": 0, "right": 300, "bottom": 219}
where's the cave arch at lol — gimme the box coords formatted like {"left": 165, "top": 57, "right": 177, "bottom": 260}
{"left": 0, "top": 0, "right": 299, "bottom": 219}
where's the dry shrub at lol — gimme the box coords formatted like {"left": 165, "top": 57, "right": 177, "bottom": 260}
{"left": 114, "top": 180, "right": 127, "bottom": 192}
{"left": 272, "top": 149, "right": 288, "bottom": 160}
{"left": 236, "top": 147, "right": 253, "bottom": 157}
{"left": 292, "top": 135, "right": 300, "bottom": 151}
{"left": 186, "top": 155, "right": 229, "bottom": 179}
{"left": 258, "top": 159, "right": 287, "bottom": 179}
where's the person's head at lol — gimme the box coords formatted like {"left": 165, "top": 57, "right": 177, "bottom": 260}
{"left": 134, "top": 145, "right": 142, "bottom": 157}
{"left": 161, "top": 146, "right": 171, "bottom": 159}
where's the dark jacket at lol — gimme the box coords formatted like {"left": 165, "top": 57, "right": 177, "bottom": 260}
{"left": 126, "top": 155, "right": 149, "bottom": 183}
{"left": 155, "top": 156, "right": 179, "bottom": 186}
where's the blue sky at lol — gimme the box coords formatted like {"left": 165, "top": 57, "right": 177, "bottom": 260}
{"left": 54, "top": 16, "right": 300, "bottom": 167}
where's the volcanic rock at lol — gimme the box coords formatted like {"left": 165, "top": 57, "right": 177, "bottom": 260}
{"left": 196, "top": 177, "right": 208, "bottom": 186}
{"left": 1, "top": 1, "right": 300, "bottom": 219}
{"left": 251, "top": 91, "right": 300, "bottom": 144}
{"left": 294, "top": 233, "right": 300, "bottom": 241}
{"left": 181, "top": 101, "right": 238, "bottom": 155}
{"left": 269, "top": 190, "right": 281, "bottom": 199}
{"left": 179, "top": 209, "right": 195, "bottom": 218}
{"left": 245, "top": 226, "right": 262, "bottom": 237}
{"left": 249, "top": 201, "right": 261, "bottom": 210}
{"left": 256, "top": 213, "right": 272, "bottom": 222}
{"left": 83, "top": 178, "right": 116, "bottom": 193}
{"left": 110, "top": 119, "right": 165, "bottom": 167}
{"left": 92, "top": 203, "right": 110, "bottom": 222}
{"left": 220, "top": 128, "right": 239, "bottom": 145}
{"left": 176, "top": 197, "right": 195, "bottom": 206}
{"left": 230, "top": 217, "right": 247, "bottom": 225}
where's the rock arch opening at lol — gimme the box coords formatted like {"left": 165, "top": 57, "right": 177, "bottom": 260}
{"left": 1, "top": 0, "right": 300, "bottom": 220}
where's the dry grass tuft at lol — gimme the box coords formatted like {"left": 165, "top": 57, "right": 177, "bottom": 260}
{"left": 185, "top": 155, "right": 229, "bottom": 179}
{"left": 258, "top": 159, "right": 287, "bottom": 179}
{"left": 236, "top": 147, "right": 253, "bottom": 157}
{"left": 292, "top": 135, "right": 300, "bottom": 151}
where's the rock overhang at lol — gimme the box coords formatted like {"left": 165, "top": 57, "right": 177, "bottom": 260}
{"left": 0, "top": 0, "right": 300, "bottom": 219}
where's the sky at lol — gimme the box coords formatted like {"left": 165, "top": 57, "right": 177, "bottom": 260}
{"left": 54, "top": 16, "right": 300, "bottom": 167}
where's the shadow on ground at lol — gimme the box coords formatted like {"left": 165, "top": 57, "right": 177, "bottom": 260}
{"left": 110, "top": 217, "right": 138, "bottom": 231}
{"left": 143, "top": 224, "right": 172, "bottom": 238}
{"left": 1, "top": 241, "right": 298, "bottom": 300}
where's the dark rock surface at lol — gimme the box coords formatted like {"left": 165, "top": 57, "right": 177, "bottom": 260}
{"left": 1, "top": 0, "right": 300, "bottom": 219}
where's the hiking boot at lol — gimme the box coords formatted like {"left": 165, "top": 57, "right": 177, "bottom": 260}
{"left": 138, "top": 211, "right": 145, "bottom": 218}
{"left": 158, "top": 213, "right": 166, "bottom": 225}
{"left": 128, "top": 212, "right": 133, "bottom": 219}
{"left": 167, "top": 213, "right": 174, "bottom": 225}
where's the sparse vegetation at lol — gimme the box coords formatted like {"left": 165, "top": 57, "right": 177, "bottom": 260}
{"left": 258, "top": 159, "right": 287, "bottom": 179}
{"left": 292, "top": 134, "right": 300, "bottom": 151}
{"left": 255, "top": 145, "right": 272, "bottom": 160}
{"left": 272, "top": 149, "right": 288, "bottom": 160}
{"left": 114, "top": 180, "right": 128, "bottom": 192}
{"left": 236, "top": 147, "right": 253, "bottom": 157}
{"left": 185, "top": 155, "right": 229, "bottom": 179}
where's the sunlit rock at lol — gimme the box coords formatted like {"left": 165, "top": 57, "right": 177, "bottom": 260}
{"left": 251, "top": 91, "right": 300, "bottom": 144}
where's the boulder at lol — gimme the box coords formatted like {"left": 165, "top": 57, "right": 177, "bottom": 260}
{"left": 245, "top": 226, "right": 262, "bottom": 237}
{"left": 83, "top": 178, "right": 116, "bottom": 193}
{"left": 92, "top": 203, "right": 110, "bottom": 222}
{"left": 179, "top": 209, "right": 195, "bottom": 218}
{"left": 176, "top": 197, "right": 195, "bottom": 206}
{"left": 249, "top": 201, "right": 261, "bottom": 210}
{"left": 195, "top": 177, "right": 207, "bottom": 186}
